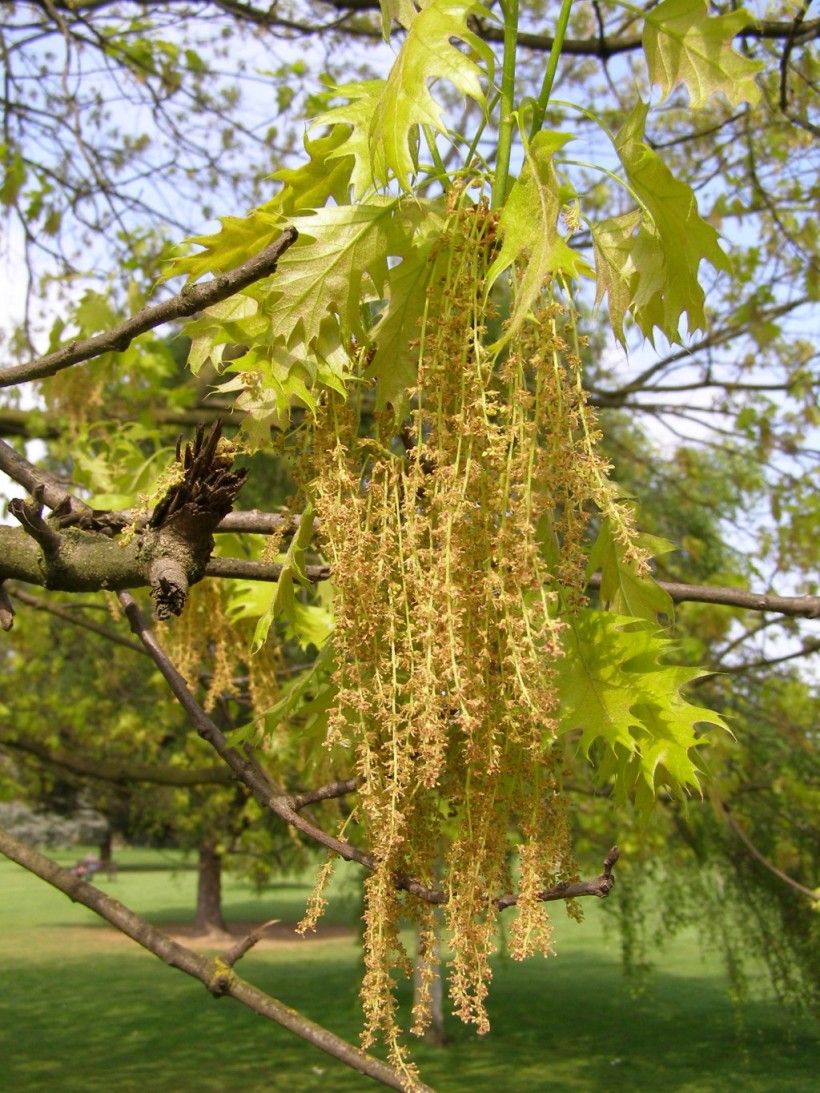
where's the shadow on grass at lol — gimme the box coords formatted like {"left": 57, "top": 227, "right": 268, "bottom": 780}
{"left": 2, "top": 943, "right": 816, "bottom": 1093}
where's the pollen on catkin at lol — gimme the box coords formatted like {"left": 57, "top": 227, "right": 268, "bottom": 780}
{"left": 304, "top": 197, "right": 641, "bottom": 1067}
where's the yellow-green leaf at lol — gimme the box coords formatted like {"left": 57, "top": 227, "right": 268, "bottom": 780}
{"left": 370, "top": 0, "right": 493, "bottom": 190}
{"left": 556, "top": 609, "right": 728, "bottom": 801}
{"left": 643, "top": 0, "right": 762, "bottom": 108}
{"left": 590, "top": 211, "right": 640, "bottom": 346}
{"left": 615, "top": 101, "right": 731, "bottom": 340}
{"left": 165, "top": 204, "right": 284, "bottom": 282}
{"left": 268, "top": 200, "right": 400, "bottom": 346}
{"left": 486, "top": 130, "right": 593, "bottom": 350}
{"left": 377, "top": 0, "right": 419, "bottom": 37}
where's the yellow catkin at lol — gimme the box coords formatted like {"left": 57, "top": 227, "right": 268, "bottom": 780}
{"left": 305, "top": 198, "right": 643, "bottom": 1061}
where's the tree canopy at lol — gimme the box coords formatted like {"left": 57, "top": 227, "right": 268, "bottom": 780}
{"left": 0, "top": 2, "right": 817, "bottom": 1088}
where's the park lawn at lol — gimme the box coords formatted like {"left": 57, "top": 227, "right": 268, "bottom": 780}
{"left": 0, "top": 851, "right": 816, "bottom": 1092}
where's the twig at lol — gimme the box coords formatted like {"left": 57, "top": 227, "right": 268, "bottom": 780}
{"left": 0, "top": 229, "right": 298, "bottom": 388}
{"left": 0, "top": 826, "right": 416, "bottom": 1092}
{"left": 1, "top": 733, "right": 234, "bottom": 787}
{"left": 720, "top": 804, "right": 817, "bottom": 902}
{"left": 205, "top": 557, "right": 331, "bottom": 583}
{"left": 9, "top": 585, "right": 145, "bottom": 653}
{"left": 221, "top": 919, "right": 280, "bottom": 968}
{"left": 292, "top": 777, "right": 363, "bottom": 811}
{"left": 0, "top": 438, "right": 90, "bottom": 515}
{"left": 495, "top": 847, "right": 620, "bottom": 910}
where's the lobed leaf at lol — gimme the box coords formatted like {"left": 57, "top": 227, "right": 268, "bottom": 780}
{"left": 614, "top": 101, "right": 731, "bottom": 341}
{"left": 486, "top": 130, "right": 593, "bottom": 349}
{"left": 590, "top": 211, "right": 640, "bottom": 346}
{"left": 165, "top": 204, "right": 284, "bottom": 282}
{"left": 268, "top": 200, "right": 401, "bottom": 346}
{"left": 556, "top": 609, "right": 728, "bottom": 801}
{"left": 370, "top": 0, "right": 493, "bottom": 190}
{"left": 588, "top": 518, "right": 674, "bottom": 623}
{"left": 643, "top": 0, "right": 762, "bottom": 109}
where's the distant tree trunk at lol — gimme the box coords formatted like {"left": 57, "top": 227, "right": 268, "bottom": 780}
{"left": 194, "top": 839, "right": 227, "bottom": 934}
{"left": 414, "top": 915, "right": 448, "bottom": 1046}
{"left": 98, "top": 829, "right": 113, "bottom": 865}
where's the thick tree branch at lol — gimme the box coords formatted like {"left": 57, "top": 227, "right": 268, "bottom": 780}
{"left": 0, "top": 826, "right": 416, "bottom": 1092}
{"left": 0, "top": 228, "right": 298, "bottom": 389}
{"left": 0, "top": 423, "right": 249, "bottom": 617}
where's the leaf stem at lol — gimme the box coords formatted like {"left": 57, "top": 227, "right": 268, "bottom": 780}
{"left": 422, "top": 123, "right": 451, "bottom": 191}
{"left": 492, "top": 0, "right": 519, "bottom": 210}
{"left": 530, "top": 0, "right": 574, "bottom": 139}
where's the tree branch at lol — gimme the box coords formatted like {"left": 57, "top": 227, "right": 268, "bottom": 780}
{"left": 586, "top": 574, "right": 820, "bottom": 619}
{"left": 495, "top": 846, "right": 619, "bottom": 910}
{"left": 312, "top": 1, "right": 819, "bottom": 54}
{"left": 0, "top": 228, "right": 298, "bottom": 389}
{"left": 205, "top": 556, "right": 331, "bottom": 582}
{"left": 1, "top": 733, "right": 234, "bottom": 786}
{"left": 291, "top": 777, "right": 363, "bottom": 811}
{"left": 8, "top": 585, "right": 145, "bottom": 653}
{"left": 0, "top": 423, "right": 250, "bottom": 615}
{"left": 221, "top": 918, "right": 280, "bottom": 968}
{"left": 0, "top": 437, "right": 90, "bottom": 516}
{"left": 0, "top": 826, "right": 417, "bottom": 1092}
{"left": 719, "top": 804, "right": 818, "bottom": 902}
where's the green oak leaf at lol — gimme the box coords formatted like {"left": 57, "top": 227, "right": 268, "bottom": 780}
{"left": 643, "top": 0, "right": 762, "bottom": 109}
{"left": 319, "top": 82, "right": 385, "bottom": 200}
{"left": 165, "top": 203, "right": 284, "bottom": 282}
{"left": 185, "top": 290, "right": 266, "bottom": 375}
{"left": 588, "top": 518, "right": 674, "bottom": 623}
{"left": 368, "top": 200, "right": 447, "bottom": 409}
{"left": 615, "top": 101, "right": 731, "bottom": 340}
{"left": 272, "top": 126, "right": 354, "bottom": 213}
{"left": 227, "top": 502, "right": 331, "bottom": 653}
{"left": 377, "top": 0, "right": 419, "bottom": 36}
{"left": 556, "top": 609, "right": 728, "bottom": 800}
{"left": 371, "top": 0, "right": 493, "bottom": 190}
{"left": 590, "top": 211, "right": 640, "bottom": 346}
{"left": 486, "top": 130, "right": 593, "bottom": 349}
{"left": 268, "top": 200, "right": 400, "bottom": 346}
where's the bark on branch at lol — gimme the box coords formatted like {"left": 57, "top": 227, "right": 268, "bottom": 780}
{"left": 0, "top": 423, "right": 248, "bottom": 619}
{"left": 586, "top": 574, "right": 820, "bottom": 619}
{"left": 0, "top": 229, "right": 298, "bottom": 389}
{"left": 0, "top": 827, "right": 417, "bottom": 1092}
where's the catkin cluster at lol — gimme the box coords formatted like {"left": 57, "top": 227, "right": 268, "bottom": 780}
{"left": 308, "top": 198, "right": 640, "bottom": 1071}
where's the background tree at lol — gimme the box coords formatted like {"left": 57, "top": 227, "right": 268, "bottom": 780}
{"left": 0, "top": 1, "right": 817, "bottom": 1088}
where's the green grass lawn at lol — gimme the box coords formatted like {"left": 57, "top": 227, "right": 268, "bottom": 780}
{"left": 0, "top": 849, "right": 816, "bottom": 1091}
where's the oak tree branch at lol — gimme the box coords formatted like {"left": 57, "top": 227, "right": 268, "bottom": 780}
{"left": 0, "top": 228, "right": 298, "bottom": 389}
{"left": 0, "top": 826, "right": 416, "bottom": 1092}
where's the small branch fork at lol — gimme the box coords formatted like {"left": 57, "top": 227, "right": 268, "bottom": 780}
{"left": 117, "top": 590, "right": 619, "bottom": 913}
{"left": 0, "top": 827, "right": 417, "bottom": 1093}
